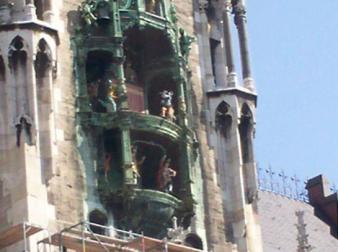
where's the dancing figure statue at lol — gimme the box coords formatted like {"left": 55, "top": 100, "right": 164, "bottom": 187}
{"left": 131, "top": 145, "right": 146, "bottom": 184}
{"left": 160, "top": 90, "right": 175, "bottom": 122}
{"left": 103, "top": 153, "right": 112, "bottom": 180}
{"left": 98, "top": 80, "right": 117, "bottom": 112}
{"left": 156, "top": 155, "right": 177, "bottom": 193}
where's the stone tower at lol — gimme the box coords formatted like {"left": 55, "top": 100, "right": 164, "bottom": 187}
{"left": 197, "top": 0, "right": 262, "bottom": 251}
{"left": 0, "top": 0, "right": 262, "bottom": 251}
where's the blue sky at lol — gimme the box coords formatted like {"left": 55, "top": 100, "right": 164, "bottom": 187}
{"left": 246, "top": 1, "right": 338, "bottom": 186}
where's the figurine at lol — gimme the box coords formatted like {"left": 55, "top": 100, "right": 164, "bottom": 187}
{"left": 98, "top": 81, "right": 117, "bottom": 112}
{"left": 156, "top": 155, "right": 177, "bottom": 192}
{"left": 81, "top": 0, "right": 97, "bottom": 25}
{"left": 131, "top": 145, "right": 146, "bottom": 184}
{"left": 145, "top": 0, "right": 156, "bottom": 13}
{"left": 159, "top": 90, "right": 175, "bottom": 122}
{"left": 104, "top": 153, "right": 112, "bottom": 180}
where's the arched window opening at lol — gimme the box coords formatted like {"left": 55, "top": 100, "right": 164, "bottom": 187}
{"left": 102, "top": 129, "right": 123, "bottom": 191}
{"left": 8, "top": 37, "right": 30, "bottom": 121}
{"left": 8, "top": 36, "right": 27, "bottom": 71}
{"left": 124, "top": 27, "right": 174, "bottom": 113}
{"left": 35, "top": 39, "right": 53, "bottom": 183}
{"left": 130, "top": 131, "right": 179, "bottom": 195}
{"left": 239, "top": 104, "right": 255, "bottom": 203}
{"left": 86, "top": 51, "right": 116, "bottom": 113}
{"left": 239, "top": 104, "right": 254, "bottom": 163}
{"left": 8, "top": 36, "right": 27, "bottom": 67}
{"left": 184, "top": 233, "right": 203, "bottom": 250}
{"left": 35, "top": 39, "right": 52, "bottom": 78}
{"left": 89, "top": 210, "right": 108, "bottom": 235}
{"left": 215, "top": 101, "right": 232, "bottom": 138}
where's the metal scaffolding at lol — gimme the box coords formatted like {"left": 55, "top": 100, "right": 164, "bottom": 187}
{"left": 0, "top": 220, "right": 203, "bottom": 252}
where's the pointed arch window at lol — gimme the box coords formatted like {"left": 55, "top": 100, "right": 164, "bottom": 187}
{"left": 215, "top": 101, "right": 232, "bottom": 138}
{"left": 8, "top": 36, "right": 30, "bottom": 116}
{"left": 34, "top": 39, "right": 54, "bottom": 181}
{"left": 239, "top": 103, "right": 257, "bottom": 203}
{"left": 8, "top": 36, "right": 27, "bottom": 70}
{"left": 35, "top": 39, "right": 52, "bottom": 78}
{"left": 239, "top": 104, "right": 254, "bottom": 163}
{"left": 215, "top": 101, "right": 232, "bottom": 187}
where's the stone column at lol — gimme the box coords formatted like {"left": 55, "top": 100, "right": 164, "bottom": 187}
{"left": 198, "top": 0, "right": 215, "bottom": 91}
{"left": 0, "top": 2, "right": 11, "bottom": 24}
{"left": 43, "top": 0, "right": 56, "bottom": 23}
{"left": 222, "top": 0, "right": 237, "bottom": 87}
{"left": 233, "top": 0, "right": 255, "bottom": 91}
{"left": 24, "top": 0, "right": 37, "bottom": 21}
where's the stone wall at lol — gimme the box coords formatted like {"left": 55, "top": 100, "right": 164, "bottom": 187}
{"left": 47, "top": 0, "right": 85, "bottom": 223}
{"left": 173, "top": 0, "right": 229, "bottom": 250}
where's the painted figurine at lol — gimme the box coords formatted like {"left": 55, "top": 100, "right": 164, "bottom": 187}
{"left": 146, "top": 0, "right": 156, "bottom": 13}
{"left": 156, "top": 155, "right": 177, "bottom": 192}
{"left": 98, "top": 81, "right": 117, "bottom": 112}
{"left": 131, "top": 145, "right": 146, "bottom": 184}
{"left": 160, "top": 90, "right": 175, "bottom": 121}
{"left": 104, "top": 153, "right": 112, "bottom": 180}
{"left": 81, "top": 0, "right": 97, "bottom": 25}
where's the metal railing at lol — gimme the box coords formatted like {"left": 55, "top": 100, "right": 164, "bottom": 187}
{"left": 257, "top": 166, "right": 338, "bottom": 202}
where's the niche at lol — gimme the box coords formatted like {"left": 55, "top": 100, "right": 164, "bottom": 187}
{"left": 86, "top": 51, "right": 117, "bottom": 113}
{"left": 34, "top": 39, "right": 53, "bottom": 183}
{"left": 8, "top": 36, "right": 30, "bottom": 118}
{"left": 130, "top": 131, "right": 180, "bottom": 194}
{"left": 102, "top": 129, "right": 123, "bottom": 191}
{"left": 239, "top": 104, "right": 254, "bottom": 203}
{"left": 147, "top": 75, "right": 178, "bottom": 120}
{"left": 89, "top": 209, "right": 108, "bottom": 235}
{"left": 35, "top": 39, "right": 52, "bottom": 79}
{"left": 123, "top": 27, "right": 173, "bottom": 113}
{"left": 239, "top": 104, "right": 254, "bottom": 163}
{"left": 215, "top": 101, "right": 232, "bottom": 138}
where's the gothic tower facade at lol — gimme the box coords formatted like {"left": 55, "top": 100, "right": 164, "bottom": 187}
{"left": 0, "top": 0, "right": 263, "bottom": 251}
{"left": 196, "top": 0, "right": 262, "bottom": 251}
